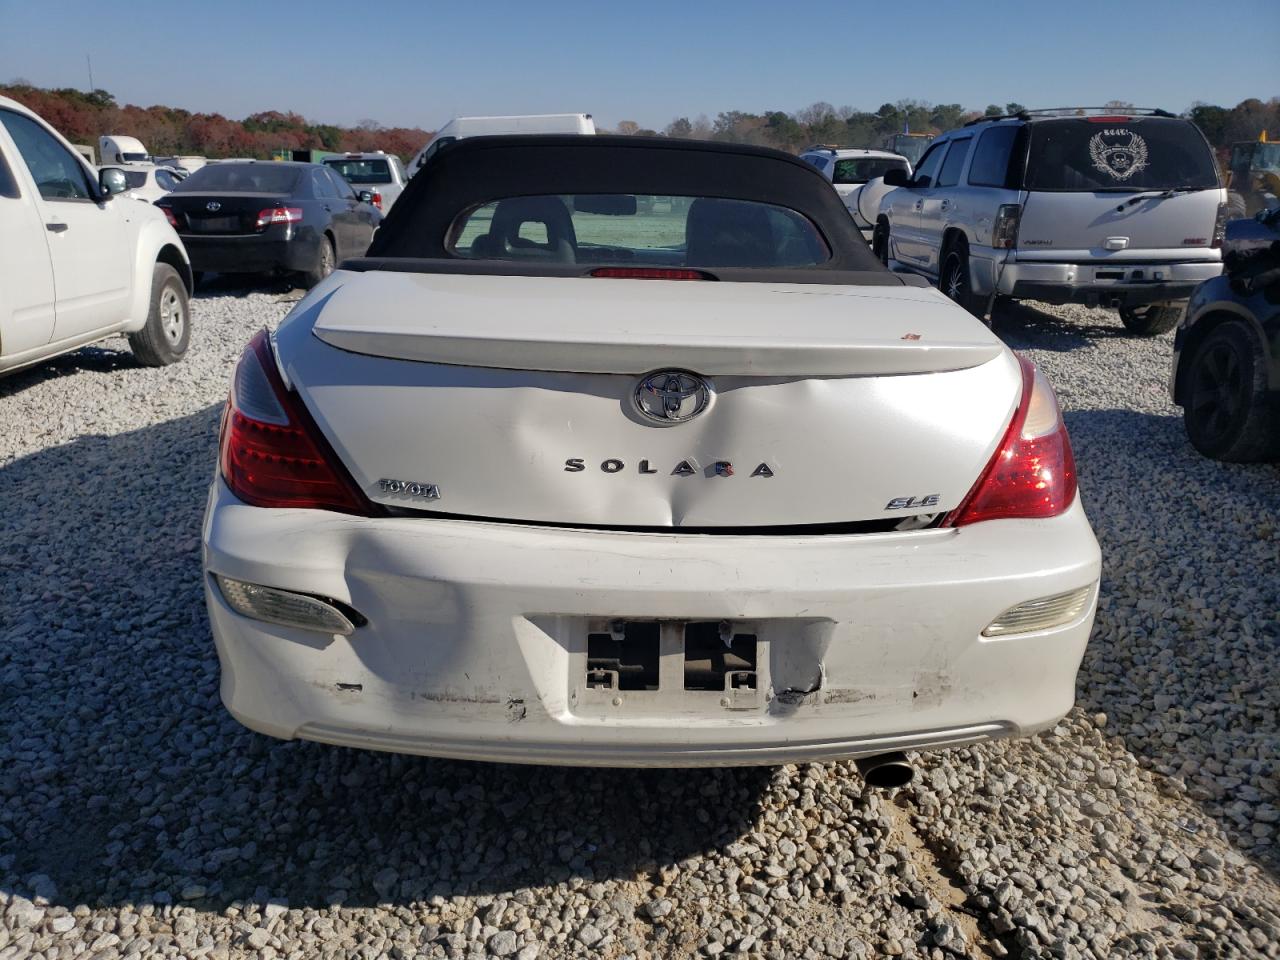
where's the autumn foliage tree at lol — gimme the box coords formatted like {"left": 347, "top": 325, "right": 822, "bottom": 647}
{"left": 0, "top": 83, "right": 433, "bottom": 162}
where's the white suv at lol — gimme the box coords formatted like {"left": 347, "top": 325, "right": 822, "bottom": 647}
{"left": 322, "top": 152, "right": 408, "bottom": 212}
{"left": 872, "top": 109, "right": 1227, "bottom": 334}
{"left": 799, "top": 146, "right": 910, "bottom": 239}
{"left": 0, "top": 96, "right": 194, "bottom": 374}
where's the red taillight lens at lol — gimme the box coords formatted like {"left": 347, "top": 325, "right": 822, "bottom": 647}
{"left": 219, "top": 330, "right": 374, "bottom": 514}
{"left": 371, "top": 190, "right": 383, "bottom": 210}
{"left": 992, "top": 203, "right": 1021, "bottom": 250}
{"left": 157, "top": 204, "right": 181, "bottom": 229}
{"left": 590, "top": 267, "right": 711, "bottom": 280}
{"left": 255, "top": 207, "right": 304, "bottom": 231}
{"left": 946, "top": 355, "right": 1076, "bottom": 527}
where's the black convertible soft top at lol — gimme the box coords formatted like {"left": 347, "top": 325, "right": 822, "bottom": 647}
{"left": 357, "top": 135, "right": 910, "bottom": 285}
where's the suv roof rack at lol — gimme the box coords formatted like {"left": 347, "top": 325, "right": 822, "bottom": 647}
{"left": 966, "top": 107, "right": 1176, "bottom": 126}
{"left": 801, "top": 143, "right": 885, "bottom": 153}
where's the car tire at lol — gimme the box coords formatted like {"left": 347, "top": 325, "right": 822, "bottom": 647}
{"left": 299, "top": 234, "right": 336, "bottom": 289}
{"left": 128, "top": 263, "right": 191, "bottom": 367}
{"left": 872, "top": 220, "right": 890, "bottom": 266}
{"left": 1183, "top": 320, "right": 1279, "bottom": 462}
{"left": 939, "top": 240, "right": 985, "bottom": 321}
{"left": 1119, "top": 302, "right": 1182, "bottom": 336}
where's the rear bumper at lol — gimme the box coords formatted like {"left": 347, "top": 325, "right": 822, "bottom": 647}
{"left": 180, "top": 229, "right": 319, "bottom": 275}
{"left": 995, "top": 259, "right": 1223, "bottom": 306}
{"left": 202, "top": 478, "right": 1101, "bottom": 767}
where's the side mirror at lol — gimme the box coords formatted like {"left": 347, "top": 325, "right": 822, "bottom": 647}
{"left": 99, "top": 167, "right": 129, "bottom": 198}
{"left": 882, "top": 168, "right": 910, "bottom": 188}
{"left": 357, "top": 190, "right": 374, "bottom": 204}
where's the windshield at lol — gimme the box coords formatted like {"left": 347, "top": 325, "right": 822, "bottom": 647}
{"left": 889, "top": 136, "right": 933, "bottom": 166}
{"left": 1231, "top": 142, "right": 1280, "bottom": 174}
{"left": 173, "top": 164, "right": 300, "bottom": 194}
{"left": 832, "top": 157, "right": 909, "bottom": 185}
{"left": 324, "top": 157, "right": 391, "bottom": 184}
{"left": 448, "top": 194, "right": 830, "bottom": 268}
{"left": 1025, "top": 118, "right": 1218, "bottom": 191}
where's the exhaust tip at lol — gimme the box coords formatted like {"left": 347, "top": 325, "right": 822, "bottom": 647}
{"left": 855, "top": 751, "right": 915, "bottom": 789}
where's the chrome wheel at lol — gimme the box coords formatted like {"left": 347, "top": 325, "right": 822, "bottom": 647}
{"left": 319, "top": 239, "right": 334, "bottom": 277}
{"left": 159, "top": 286, "right": 185, "bottom": 344}
{"left": 943, "top": 255, "right": 965, "bottom": 302}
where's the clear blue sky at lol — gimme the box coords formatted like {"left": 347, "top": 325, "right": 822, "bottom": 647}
{"left": 1, "top": 0, "right": 1275, "bottom": 131}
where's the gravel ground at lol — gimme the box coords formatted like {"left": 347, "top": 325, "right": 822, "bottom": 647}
{"left": 1, "top": 286, "right": 1277, "bottom": 960}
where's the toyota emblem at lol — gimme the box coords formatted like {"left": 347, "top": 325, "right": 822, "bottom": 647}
{"left": 633, "top": 370, "right": 712, "bottom": 425}
{"left": 206, "top": 201, "right": 221, "bottom": 212}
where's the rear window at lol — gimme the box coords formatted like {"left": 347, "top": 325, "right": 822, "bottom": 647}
{"left": 1025, "top": 118, "right": 1218, "bottom": 192}
{"left": 447, "top": 195, "right": 831, "bottom": 268}
{"left": 324, "top": 157, "right": 391, "bottom": 184}
{"left": 174, "top": 164, "right": 300, "bottom": 194}
{"left": 832, "top": 157, "right": 909, "bottom": 185}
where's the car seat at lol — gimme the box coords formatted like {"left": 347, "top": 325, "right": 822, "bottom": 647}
{"left": 471, "top": 196, "right": 577, "bottom": 262}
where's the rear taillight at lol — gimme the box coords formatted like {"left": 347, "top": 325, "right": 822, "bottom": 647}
{"left": 370, "top": 190, "right": 383, "bottom": 210}
{"left": 946, "top": 355, "right": 1076, "bottom": 527}
{"left": 1211, "top": 201, "right": 1228, "bottom": 248}
{"left": 590, "top": 267, "right": 711, "bottom": 280}
{"left": 992, "top": 203, "right": 1021, "bottom": 249}
{"left": 157, "top": 203, "right": 181, "bottom": 229}
{"left": 219, "top": 329, "right": 375, "bottom": 514}
{"left": 255, "top": 206, "right": 304, "bottom": 231}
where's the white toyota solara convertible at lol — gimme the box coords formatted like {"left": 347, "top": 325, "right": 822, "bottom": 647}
{"left": 202, "top": 135, "right": 1101, "bottom": 778}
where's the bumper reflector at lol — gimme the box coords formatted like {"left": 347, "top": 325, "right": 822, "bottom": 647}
{"left": 982, "top": 584, "right": 1094, "bottom": 638}
{"left": 214, "top": 575, "right": 358, "bottom": 635}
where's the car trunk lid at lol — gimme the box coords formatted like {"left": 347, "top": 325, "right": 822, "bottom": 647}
{"left": 309, "top": 271, "right": 1004, "bottom": 376}
{"left": 164, "top": 192, "right": 290, "bottom": 235}
{"left": 280, "top": 272, "right": 1021, "bottom": 528}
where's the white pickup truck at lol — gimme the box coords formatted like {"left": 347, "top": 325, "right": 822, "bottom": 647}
{"left": 0, "top": 96, "right": 194, "bottom": 375}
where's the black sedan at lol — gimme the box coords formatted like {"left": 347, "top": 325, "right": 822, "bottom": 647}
{"left": 1171, "top": 205, "right": 1280, "bottom": 461}
{"left": 156, "top": 161, "right": 381, "bottom": 288}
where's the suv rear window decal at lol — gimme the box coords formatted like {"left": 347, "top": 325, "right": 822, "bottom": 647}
{"left": 1089, "top": 130, "right": 1150, "bottom": 181}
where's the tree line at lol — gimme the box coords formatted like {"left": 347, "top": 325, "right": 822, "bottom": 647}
{"left": 3, "top": 83, "right": 1275, "bottom": 165}
{"left": 0, "top": 83, "right": 433, "bottom": 161}
{"left": 617, "top": 97, "right": 1280, "bottom": 155}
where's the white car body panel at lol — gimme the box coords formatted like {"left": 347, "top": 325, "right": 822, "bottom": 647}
{"left": 287, "top": 274, "right": 1018, "bottom": 528}
{"left": 0, "top": 97, "right": 190, "bottom": 374}
{"left": 204, "top": 480, "right": 1099, "bottom": 767}
{"left": 308, "top": 272, "right": 1003, "bottom": 375}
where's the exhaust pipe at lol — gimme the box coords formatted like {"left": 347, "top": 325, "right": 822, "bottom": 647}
{"left": 855, "top": 752, "right": 915, "bottom": 789}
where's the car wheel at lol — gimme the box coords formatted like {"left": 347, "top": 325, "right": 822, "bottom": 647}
{"left": 300, "top": 235, "right": 336, "bottom": 289}
{"left": 872, "top": 221, "right": 889, "bottom": 266}
{"left": 1119, "top": 302, "right": 1182, "bottom": 335}
{"left": 939, "top": 241, "right": 985, "bottom": 321}
{"left": 128, "top": 263, "right": 191, "bottom": 367}
{"left": 1183, "top": 320, "right": 1279, "bottom": 462}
